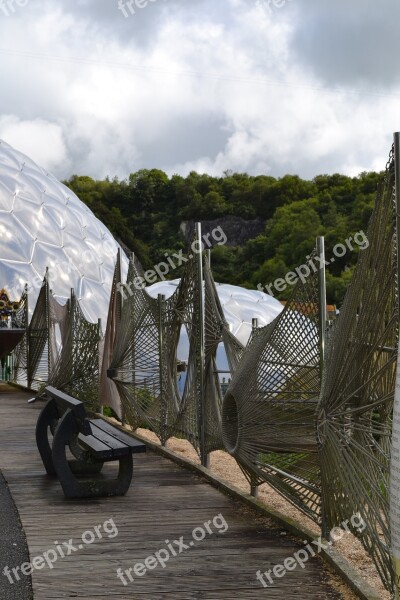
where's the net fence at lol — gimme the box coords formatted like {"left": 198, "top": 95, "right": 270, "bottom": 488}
{"left": 222, "top": 247, "right": 322, "bottom": 522}
{"left": 318, "top": 146, "right": 397, "bottom": 594}
{"left": 6, "top": 145, "right": 399, "bottom": 595}
{"left": 106, "top": 239, "right": 244, "bottom": 456}
{"left": 10, "top": 286, "right": 28, "bottom": 384}
{"left": 11, "top": 274, "right": 101, "bottom": 409}
{"left": 48, "top": 290, "right": 101, "bottom": 411}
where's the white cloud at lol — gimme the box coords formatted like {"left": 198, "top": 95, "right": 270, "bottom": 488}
{"left": 0, "top": 116, "right": 68, "bottom": 173}
{"left": 0, "top": 0, "right": 398, "bottom": 180}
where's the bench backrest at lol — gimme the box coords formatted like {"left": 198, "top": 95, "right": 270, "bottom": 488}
{"left": 44, "top": 386, "right": 91, "bottom": 435}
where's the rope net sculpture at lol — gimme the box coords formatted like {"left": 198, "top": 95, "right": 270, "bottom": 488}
{"left": 222, "top": 248, "right": 322, "bottom": 522}
{"left": 99, "top": 249, "right": 123, "bottom": 418}
{"left": 10, "top": 286, "right": 28, "bottom": 384}
{"left": 48, "top": 289, "right": 101, "bottom": 410}
{"left": 107, "top": 254, "right": 166, "bottom": 436}
{"left": 6, "top": 143, "right": 400, "bottom": 594}
{"left": 26, "top": 274, "right": 50, "bottom": 389}
{"left": 107, "top": 239, "right": 244, "bottom": 457}
{"left": 204, "top": 258, "right": 245, "bottom": 453}
{"left": 318, "top": 147, "right": 397, "bottom": 594}
{"left": 48, "top": 289, "right": 69, "bottom": 376}
{"left": 220, "top": 145, "right": 397, "bottom": 594}
{"left": 11, "top": 273, "right": 101, "bottom": 410}
{"left": 109, "top": 245, "right": 208, "bottom": 450}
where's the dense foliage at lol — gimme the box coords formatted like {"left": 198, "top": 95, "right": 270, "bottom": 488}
{"left": 63, "top": 169, "right": 382, "bottom": 305}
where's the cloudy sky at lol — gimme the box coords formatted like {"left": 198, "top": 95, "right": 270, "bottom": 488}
{"left": 0, "top": 0, "right": 399, "bottom": 181}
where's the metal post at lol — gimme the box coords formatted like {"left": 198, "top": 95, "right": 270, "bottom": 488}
{"left": 45, "top": 268, "right": 51, "bottom": 384}
{"left": 392, "top": 133, "right": 400, "bottom": 599}
{"left": 395, "top": 133, "right": 400, "bottom": 317}
{"left": 70, "top": 288, "right": 76, "bottom": 390}
{"left": 250, "top": 317, "right": 259, "bottom": 497}
{"left": 116, "top": 249, "right": 122, "bottom": 320}
{"left": 206, "top": 248, "right": 211, "bottom": 268}
{"left": 98, "top": 318, "right": 103, "bottom": 415}
{"left": 316, "top": 236, "right": 329, "bottom": 540}
{"left": 8, "top": 352, "right": 12, "bottom": 383}
{"left": 5, "top": 358, "right": 8, "bottom": 380}
{"left": 130, "top": 253, "right": 135, "bottom": 427}
{"left": 196, "top": 223, "right": 209, "bottom": 468}
{"left": 317, "top": 237, "right": 327, "bottom": 381}
{"left": 250, "top": 482, "right": 259, "bottom": 498}
{"left": 24, "top": 283, "right": 29, "bottom": 387}
{"left": 158, "top": 294, "right": 167, "bottom": 446}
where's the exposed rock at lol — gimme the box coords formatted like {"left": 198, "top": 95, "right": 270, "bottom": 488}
{"left": 181, "top": 216, "right": 265, "bottom": 247}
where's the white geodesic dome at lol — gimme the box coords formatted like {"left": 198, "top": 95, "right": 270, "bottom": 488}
{"left": 0, "top": 139, "right": 128, "bottom": 324}
{"left": 147, "top": 279, "right": 283, "bottom": 380}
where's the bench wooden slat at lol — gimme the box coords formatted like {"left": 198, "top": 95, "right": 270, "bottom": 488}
{"left": 77, "top": 433, "right": 118, "bottom": 460}
{"left": 91, "top": 419, "right": 147, "bottom": 454}
{"left": 89, "top": 423, "right": 130, "bottom": 457}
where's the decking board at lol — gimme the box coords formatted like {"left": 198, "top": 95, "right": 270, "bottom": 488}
{"left": 0, "top": 384, "right": 344, "bottom": 599}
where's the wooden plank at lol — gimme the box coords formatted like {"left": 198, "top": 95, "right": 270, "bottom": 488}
{"left": 77, "top": 432, "right": 119, "bottom": 459}
{"left": 91, "top": 419, "right": 147, "bottom": 453}
{"left": 0, "top": 384, "right": 345, "bottom": 600}
{"left": 88, "top": 423, "right": 130, "bottom": 456}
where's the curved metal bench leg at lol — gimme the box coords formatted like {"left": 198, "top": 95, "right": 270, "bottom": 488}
{"left": 113, "top": 454, "right": 133, "bottom": 496}
{"left": 52, "top": 411, "right": 133, "bottom": 498}
{"left": 69, "top": 460, "right": 104, "bottom": 476}
{"left": 119, "top": 454, "right": 133, "bottom": 493}
{"left": 52, "top": 410, "right": 92, "bottom": 498}
{"left": 36, "top": 399, "right": 59, "bottom": 476}
{"left": 68, "top": 455, "right": 133, "bottom": 498}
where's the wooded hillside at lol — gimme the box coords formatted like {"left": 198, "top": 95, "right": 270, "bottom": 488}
{"left": 64, "top": 169, "right": 381, "bottom": 305}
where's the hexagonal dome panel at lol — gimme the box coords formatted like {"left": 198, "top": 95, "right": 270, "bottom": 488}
{"left": 147, "top": 279, "right": 283, "bottom": 381}
{"left": 0, "top": 139, "right": 128, "bottom": 324}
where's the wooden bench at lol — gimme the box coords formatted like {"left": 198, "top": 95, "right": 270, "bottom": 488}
{"left": 35, "top": 385, "right": 146, "bottom": 498}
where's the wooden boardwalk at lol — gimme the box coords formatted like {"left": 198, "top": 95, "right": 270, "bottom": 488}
{"left": 0, "top": 384, "right": 345, "bottom": 599}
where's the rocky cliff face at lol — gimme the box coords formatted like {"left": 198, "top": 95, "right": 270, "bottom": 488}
{"left": 180, "top": 216, "right": 265, "bottom": 247}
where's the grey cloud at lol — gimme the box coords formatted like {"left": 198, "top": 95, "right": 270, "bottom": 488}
{"left": 142, "top": 115, "right": 230, "bottom": 170}
{"left": 290, "top": 0, "right": 400, "bottom": 89}
{"left": 29, "top": 0, "right": 224, "bottom": 49}
{"left": 0, "top": 0, "right": 398, "bottom": 183}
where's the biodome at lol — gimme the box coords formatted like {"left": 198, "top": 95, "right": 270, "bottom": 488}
{"left": 147, "top": 279, "right": 283, "bottom": 348}
{"left": 0, "top": 139, "right": 128, "bottom": 324}
{"left": 0, "top": 139, "right": 283, "bottom": 336}
{"left": 146, "top": 279, "right": 283, "bottom": 382}
{"left": 0, "top": 138, "right": 286, "bottom": 407}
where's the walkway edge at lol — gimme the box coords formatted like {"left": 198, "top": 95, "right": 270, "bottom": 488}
{"left": 7, "top": 382, "right": 38, "bottom": 395}
{"left": 0, "top": 471, "right": 33, "bottom": 600}
{"left": 102, "top": 417, "right": 381, "bottom": 600}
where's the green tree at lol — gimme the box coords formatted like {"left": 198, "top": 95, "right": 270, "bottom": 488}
{"left": 264, "top": 198, "right": 323, "bottom": 267}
